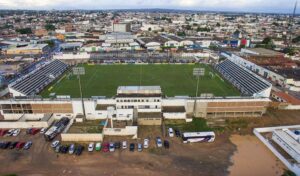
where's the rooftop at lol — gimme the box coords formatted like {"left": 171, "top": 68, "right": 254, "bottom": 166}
{"left": 242, "top": 48, "right": 284, "bottom": 56}
{"left": 273, "top": 129, "right": 300, "bottom": 155}
{"left": 117, "top": 86, "right": 162, "bottom": 95}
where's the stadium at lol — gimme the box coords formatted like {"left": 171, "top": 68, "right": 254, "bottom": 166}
{"left": 40, "top": 63, "right": 240, "bottom": 98}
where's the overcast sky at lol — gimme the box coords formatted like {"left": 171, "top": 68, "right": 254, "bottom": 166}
{"left": 0, "top": 0, "right": 298, "bottom": 13}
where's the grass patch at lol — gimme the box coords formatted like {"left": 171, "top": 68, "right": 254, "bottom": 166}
{"left": 40, "top": 64, "right": 240, "bottom": 98}
{"left": 166, "top": 118, "right": 212, "bottom": 132}
{"left": 68, "top": 120, "right": 104, "bottom": 133}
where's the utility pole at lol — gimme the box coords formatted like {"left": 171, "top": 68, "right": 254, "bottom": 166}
{"left": 193, "top": 67, "right": 205, "bottom": 117}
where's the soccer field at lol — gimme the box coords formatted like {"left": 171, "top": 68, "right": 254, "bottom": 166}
{"left": 41, "top": 64, "right": 240, "bottom": 98}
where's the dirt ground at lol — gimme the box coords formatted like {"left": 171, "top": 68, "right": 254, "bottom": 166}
{"left": 0, "top": 109, "right": 299, "bottom": 176}
{"left": 0, "top": 127, "right": 236, "bottom": 176}
{"left": 228, "top": 135, "right": 285, "bottom": 176}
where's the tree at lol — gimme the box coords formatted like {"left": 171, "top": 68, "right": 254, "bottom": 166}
{"left": 177, "top": 31, "right": 186, "bottom": 36}
{"left": 45, "top": 24, "right": 56, "bottom": 31}
{"left": 292, "top": 36, "right": 300, "bottom": 43}
{"left": 148, "top": 27, "right": 152, "bottom": 32}
{"left": 197, "top": 27, "right": 210, "bottom": 32}
{"left": 283, "top": 47, "right": 297, "bottom": 56}
{"left": 45, "top": 40, "right": 55, "bottom": 48}
{"left": 16, "top": 28, "right": 32, "bottom": 34}
{"left": 257, "top": 37, "right": 275, "bottom": 49}
{"left": 282, "top": 170, "right": 296, "bottom": 176}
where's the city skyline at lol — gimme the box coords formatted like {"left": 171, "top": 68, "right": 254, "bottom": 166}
{"left": 0, "top": 0, "right": 298, "bottom": 14}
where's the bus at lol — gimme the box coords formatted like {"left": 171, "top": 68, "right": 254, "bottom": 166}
{"left": 182, "top": 131, "right": 215, "bottom": 143}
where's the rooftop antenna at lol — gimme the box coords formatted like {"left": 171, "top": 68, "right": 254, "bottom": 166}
{"left": 289, "top": 0, "right": 298, "bottom": 46}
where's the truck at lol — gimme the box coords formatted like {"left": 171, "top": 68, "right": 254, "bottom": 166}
{"left": 44, "top": 117, "right": 70, "bottom": 141}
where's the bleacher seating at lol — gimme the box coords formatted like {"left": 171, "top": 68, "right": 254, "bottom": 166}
{"left": 215, "top": 59, "right": 271, "bottom": 96}
{"left": 9, "top": 60, "right": 68, "bottom": 96}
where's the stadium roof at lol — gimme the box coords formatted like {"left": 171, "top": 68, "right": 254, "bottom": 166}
{"left": 215, "top": 59, "right": 272, "bottom": 97}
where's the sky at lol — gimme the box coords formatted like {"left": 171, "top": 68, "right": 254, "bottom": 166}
{"left": 0, "top": 0, "right": 298, "bottom": 13}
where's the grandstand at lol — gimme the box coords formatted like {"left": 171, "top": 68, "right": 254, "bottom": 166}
{"left": 215, "top": 59, "right": 271, "bottom": 97}
{"left": 8, "top": 60, "right": 69, "bottom": 97}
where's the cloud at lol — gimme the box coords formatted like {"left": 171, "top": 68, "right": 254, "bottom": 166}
{"left": 0, "top": 0, "right": 297, "bottom": 13}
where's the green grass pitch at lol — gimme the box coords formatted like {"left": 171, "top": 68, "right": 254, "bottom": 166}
{"left": 40, "top": 64, "right": 240, "bottom": 98}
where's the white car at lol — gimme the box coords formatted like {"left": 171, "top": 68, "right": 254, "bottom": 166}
{"left": 143, "top": 139, "right": 149, "bottom": 149}
{"left": 138, "top": 143, "right": 143, "bottom": 152}
{"left": 168, "top": 128, "right": 174, "bottom": 137}
{"left": 7, "top": 129, "right": 15, "bottom": 136}
{"left": 122, "top": 141, "right": 127, "bottom": 149}
{"left": 109, "top": 143, "right": 115, "bottom": 152}
{"left": 88, "top": 142, "right": 94, "bottom": 152}
{"left": 51, "top": 140, "right": 60, "bottom": 148}
{"left": 69, "top": 144, "right": 75, "bottom": 154}
{"left": 40, "top": 128, "right": 46, "bottom": 134}
{"left": 12, "top": 129, "right": 20, "bottom": 136}
{"left": 156, "top": 137, "right": 163, "bottom": 148}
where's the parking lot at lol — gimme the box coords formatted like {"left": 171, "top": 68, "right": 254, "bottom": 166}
{"left": 0, "top": 126, "right": 236, "bottom": 176}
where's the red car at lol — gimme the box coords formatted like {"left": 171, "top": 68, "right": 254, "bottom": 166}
{"left": 16, "top": 142, "right": 25, "bottom": 149}
{"left": 0, "top": 129, "right": 8, "bottom": 136}
{"left": 102, "top": 142, "right": 109, "bottom": 153}
{"left": 30, "top": 128, "right": 40, "bottom": 135}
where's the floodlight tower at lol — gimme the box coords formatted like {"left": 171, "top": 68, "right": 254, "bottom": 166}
{"left": 193, "top": 67, "right": 205, "bottom": 117}
{"left": 73, "top": 67, "right": 86, "bottom": 117}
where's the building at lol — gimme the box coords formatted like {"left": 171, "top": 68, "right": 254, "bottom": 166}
{"left": 0, "top": 86, "right": 270, "bottom": 124}
{"left": 272, "top": 129, "right": 300, "bottom": 163}
{"left": 116, "top": 86, "right": 162, "bottom": 125}
{"left": 221, "top": 51, "right": 300, "bottom": 92}
{"left": 112, "top": 22, "right": 131, "bottom": 33}
{"left": 6, "top": 44, "right": 49, "bottom": 55}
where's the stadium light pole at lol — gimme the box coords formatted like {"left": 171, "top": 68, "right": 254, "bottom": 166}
{"left": 73, "top": 67, "right": 86, "bottom": 119}
{"left": 193, "top": 67, "right": 205, "bottom": 117}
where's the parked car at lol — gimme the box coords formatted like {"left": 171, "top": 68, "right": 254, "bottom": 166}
{"left": 129, "top": 143, "right": 135, "bottom": 152}
{"left": 0, "top": 141, "right": 7, "bottom": 149}
{"left": 60, "top": 145, "right": 69, "bottom": 154}
{"left": 168, "top": 128, "right": 174, "bottom": 137}
{"left": 40, "top": 128, "right": 46, "bottom": 134}
{"left": 0, "top": 129, "right": 8, "bottom": 136}
{"left": 7, "top": 129, "right": 15, "bottom": 136}
{"left": 114, "top": 141, "right": 121, "bottom": 149}
{"left": 88, "top": 143, "right": 94, "bottom": 152}
{"left": 30, "top": 128, "right": 40, "bottom": 135}
{"left": 9, "top": 141, "right": 18, "bottom": 149}
{"left": 55, "top": 145, "right": 61, "bottom": 153}
{"left": 2, "top": 142, "right": 10, "bottom": 149}
{"left": 23, "top": 141, "right": 32, "bottom": 150}
{"left": 122, "top": 141, "right": 127, "bottom": 149}
{"left": 75, "top": 145, "right": 84, "bottom": 156}
{"left": 138, "top": 143, "right": 143, "bottom": 152}
{"left": 69, "top": 144, "right": 75, "bottom": 154}
{"left": 16, "top": 142, "right": 25, "bottom": 149}
{"left": 26, "top": 128, "right": 40, "bottom": 135}
{"left": 109, "top": 143, "right": 115, "bottom": 152}
{"left": 156, "top": 137, "right": 162, "bottom": 147}
{"left": 95, "top": 142, "right": 101, "bottom": 151}
{"left": 51, "top": 140, "right": 60, "bottom": 148}
{"left": 143, "top": 139, "right": 149, "bottom": 149}
{"left": 102, "top": 142, "right": 109, "bottom": 153}
{"left": 175, "top": 129, "right": 181, "bottom": 137}
{"left": 12, "top": 129, "right": 20, "bottom": 136}
{"left": 164, "top": 140, "right": 170, "bottom": 149}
